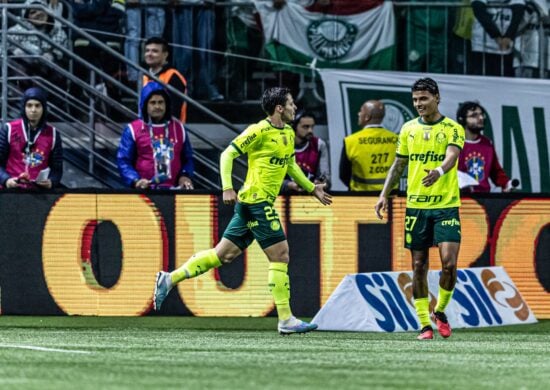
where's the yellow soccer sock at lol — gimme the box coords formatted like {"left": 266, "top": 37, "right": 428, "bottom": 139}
{"left": 414, "top": 297, "right": 431, "bottom": 328}
{"left": 170, "top": 249, "right": 222, "bottom": 284}
{"left": 268, "top": 262, "right": 292, "bottom": 321}
{"left": 435, "top": 286, "right": 454, "bottom": 313}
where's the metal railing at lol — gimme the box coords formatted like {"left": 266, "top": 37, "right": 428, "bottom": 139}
{"left": 1, "top": 2, "right": 248, "bottom": 189}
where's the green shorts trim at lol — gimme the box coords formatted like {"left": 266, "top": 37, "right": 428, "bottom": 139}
{"left": 404, "top": 207, "right": 461, "bottom": 250}
{"left": 222, "top": 202, "right": 286, "bottom": 250}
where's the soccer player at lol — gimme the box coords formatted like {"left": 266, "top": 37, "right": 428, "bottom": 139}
{"left": 374, "top": 78, "right": 465, "bottom": 340}
{"left": 154, "top": 87, "right": 332, "bottom": 334}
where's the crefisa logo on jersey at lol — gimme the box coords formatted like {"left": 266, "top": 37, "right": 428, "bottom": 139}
{"left": 307, "top": 19, "right": 357, "bottom": 60}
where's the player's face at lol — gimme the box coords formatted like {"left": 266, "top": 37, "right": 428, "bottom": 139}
{"left": 412, "top": 90, "right": 439, "bottom": 119}
{"left": 144, "top": 44, "right": 168, "bottom": 68}
{"left": 280, "top": 94, "right": 297, "bottom": 123}
{"left": 147, "top": 94, "right": 166, "bottom": 122}
{"left": 295, "top": 117, "right": 315, "bottom": 141}
{"left": 465, "top": 108, "right": 484, "bottom": 133}
{"left": 25, "top": 99, "right": 44, "bottom": 127}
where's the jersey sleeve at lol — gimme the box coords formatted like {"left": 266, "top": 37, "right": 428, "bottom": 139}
{"left": 396, "top": 127, "right": 409, "bottom": 158}
{"left": 230, "top": 124, "right": 262, "bottom": 155}
{"left": 448, "top": 123, "right": 465, "bottom": 150}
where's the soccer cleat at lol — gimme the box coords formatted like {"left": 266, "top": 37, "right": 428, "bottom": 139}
{"left": 432, "top": 311, "right": 452, "bottom": 338}
{"left": 417, "top": 325, "right": 434, "bottom": 340}
{"left": 153, "top": 271, "right": 173, "bottom": 311}
{"left": 278, "top": 317, "right": 318, "bottom": 336}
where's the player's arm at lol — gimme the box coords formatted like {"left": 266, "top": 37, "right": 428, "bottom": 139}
{"left": 287, "top": 157, "right": 314, "bottom": 193}
{"left": 220, "top": 145, "right": 241, "bottom": 205}
{"left": 422, "top": 145, "right": 461, "bottom": 187}
{"left": 288, "top": 158, "right": 332, "bottom": 205}
{"left": 374, "top": 156, "right": 407, "bottom": 219}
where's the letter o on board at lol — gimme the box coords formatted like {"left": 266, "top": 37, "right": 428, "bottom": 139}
{"left": 42, "top": 194, "right": 167, "bottom": 315}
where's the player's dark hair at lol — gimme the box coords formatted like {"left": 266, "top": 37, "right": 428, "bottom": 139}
{"left": 145, "top": 36, "right": 169, "bottom": 53}
{"left": 411, "top": 78, "right": 439, "bottom": 96}
{"left": 291, "top": 110, "right": 316, "bottom": 131}
{"left": 456, "top": 101, "right": 484, "bottom": 127}
{"left": 261, "top": 87, "right": 292, "bottom": 116}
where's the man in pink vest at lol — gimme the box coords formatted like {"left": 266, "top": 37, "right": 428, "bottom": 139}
{"left": 281, "top": 110, "right": 330, "bottom": 193}
{"left": 0, "top": 87, "right": 63, "bottom": 189}
{"left": 116, "top": 81, "right": 194, "bottom": 189}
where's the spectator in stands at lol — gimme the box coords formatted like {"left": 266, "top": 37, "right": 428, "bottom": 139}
{"left": 471, "top": 0, "right": 525, "bottom": 76}
{"left": 339, "top": 100, "right": 398, "bottom": 191}
{"left": 142, "top": 37, "right": 188, "bottom": 123}
{"left": 171, "top": 0, "right": 223, "bottom": 101}
{"left": 281, "top": 111, "right": 330, "bottom": 193}
{"left": 225, "top": 0, "right": 262, "bottom": 102}
{"left": 513, "top": 0, "right": 547, "bottom": 78}
{"left": 4, "top": 0, "right": 68, "bottom": 91}
{"left": 456, "top": 101, "right": 513, "bottom": 192}
{"left": 125, "top": 0, "right": 166, "bottom": 86}
{"left": 70, "top": 0, "right": 126, "bottom": 111}
{"left": 0, "top": 87, "right": 63, "bottom": 189}
{"left": 404, "top": 0, "right": 450, "bottom": 73}
{"left": 117, "top": 82, "right": 194, "bottom": 189}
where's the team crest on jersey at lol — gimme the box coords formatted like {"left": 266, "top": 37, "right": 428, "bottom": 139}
{"left": 282, "top": 135, "right": 288, "bottom": 146}
{"left": 436, "top": 132, "right": 447, "bottom": 144}
{"left": 270, "top": 220, "right": 281, "bottom": 231}
{"left": 307, "top": 19, "right": 357, "bottom": 60}
{"left": 465, "top": 151, "right": 485, "bottom": 181}
{"left": 25, "top": 149, "right": 45, "bottom": 167}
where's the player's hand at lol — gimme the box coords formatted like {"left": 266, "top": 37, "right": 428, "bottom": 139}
{"left": 223, "top": 189, "right": 238, "bottom": 206}
{"left": 312, "top": 183, "right": 332, "bottom": 206}
{"left": 374, "top": 196, "right": 388, "bottom": 220}
{"left": 422, "top": 169, "right": 440, "bottom": 187}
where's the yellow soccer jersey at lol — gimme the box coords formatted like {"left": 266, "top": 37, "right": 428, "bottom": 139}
{"left": 230, "top": 119, "right": 310, "bottom": 204}
{"left": 396, "top": 116, "right": 465, "bottom": 209}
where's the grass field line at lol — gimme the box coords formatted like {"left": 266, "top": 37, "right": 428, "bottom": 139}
{"left": 0, "top": 343, "right": 93, "bottom": 354}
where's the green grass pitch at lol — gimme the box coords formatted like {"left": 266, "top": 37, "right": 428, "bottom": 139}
{"left": 0, "top": 317, "right": 549, "bottom": 389}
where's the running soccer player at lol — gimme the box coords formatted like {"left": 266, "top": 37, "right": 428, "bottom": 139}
{"left": 154, "top": 87, "right": 332, "bottom": 335}
{"left": 374, "top": 78, "right": 465, "bottom": 340}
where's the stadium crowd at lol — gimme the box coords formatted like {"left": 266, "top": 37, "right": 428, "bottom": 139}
{"left": 0, "top": 0, "right": 527, "bottom": 190}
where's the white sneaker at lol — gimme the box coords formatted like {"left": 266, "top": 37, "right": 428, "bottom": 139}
{"left": 278, "top": 316, "right": 318, "bottom": 335}
{"left": 153, "top": 271, "right": 172, "bottom": 310}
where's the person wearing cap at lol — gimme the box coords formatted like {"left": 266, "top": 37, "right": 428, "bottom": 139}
{"left": 0, "top": 87, "right": 63, "bottom": 189}
{"left": 116, "top": 82, "right": 194, "bottom": 189}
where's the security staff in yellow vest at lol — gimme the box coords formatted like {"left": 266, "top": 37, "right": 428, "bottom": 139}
{"left": 339, "top": 100, "right": 398, "bottom": 191}
{"left": 143, "top": 37, "right": 188, "bottom": 123}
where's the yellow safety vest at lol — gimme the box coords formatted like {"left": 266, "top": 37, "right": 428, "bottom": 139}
{"left": 344, "top": 127, "right": 398, "bottom": 191}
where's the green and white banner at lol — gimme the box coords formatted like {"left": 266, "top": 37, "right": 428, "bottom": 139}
{"left": 320, "top": 70, "right": 550, "bottom": 192}
{"left": 254, "top": 1, "right": 395, "bottom": 71}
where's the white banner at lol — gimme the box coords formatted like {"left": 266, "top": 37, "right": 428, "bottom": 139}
{"left": 312, "top": 267, "right": 537, "bottom": 332}
{"left": 319, "top": 70, "right": 550, "bottom": 192}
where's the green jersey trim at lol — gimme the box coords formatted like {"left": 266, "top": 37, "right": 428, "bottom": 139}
{"left": 418, "top": 116, "right": 446, "bottom": 126}
{"left": 448, "top": 143, "right": 463, "bottom": 151}
{"left": 230, "top": 142, "right": 244, "bottom": 155}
